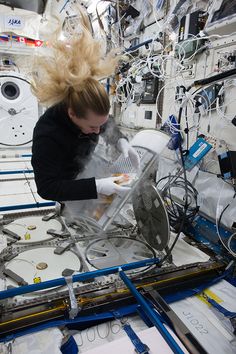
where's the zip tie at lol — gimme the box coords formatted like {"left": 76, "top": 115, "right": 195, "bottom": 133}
{"left": 180, "top": 91, "right": 193, "bottom": 108}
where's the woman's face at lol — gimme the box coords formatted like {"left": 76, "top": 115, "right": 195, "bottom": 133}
{"left": 68, "top": 108, "right": 108, "bottom": 135}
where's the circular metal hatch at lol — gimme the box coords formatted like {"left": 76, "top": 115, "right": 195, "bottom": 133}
{"left": 132, "top": 183, "right": 170, "bottom": 251}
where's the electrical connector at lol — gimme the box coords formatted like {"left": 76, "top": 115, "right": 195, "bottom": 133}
{"left": 218, "top": 151, "right": 236, "bottom": 179}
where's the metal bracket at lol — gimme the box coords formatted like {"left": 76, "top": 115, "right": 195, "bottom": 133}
{"left": 141, "top": 286, "right": 208, "bottom": 354}
{"left": 65, "top": 275, "right": 80, "bottom": 319}
{"left": 2, "top": 229, "right": 21, "bottom": 241}
{"left": 3, "top": 268, "right": 28, "bottom": 286}
{"left": 46, "top": 229, "right": 71, "bottom": 238}
{"left": 42, "top": 212, "right": 57, "bottom": 221}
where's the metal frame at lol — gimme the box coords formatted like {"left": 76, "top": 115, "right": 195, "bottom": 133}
{"left": 98, "top": 147, "right": 158, "bottom": 231}
{"left": 0, "top": 170, "right": 33, "bottom": 175}
{"left": 0, "top": 202, "right": 55, "bottom": 212}
{"left": 119, "top": 270, "right": 186, "bottom": 354}
{"left": 0, "top": 257, "right": 160, "bottom": 300}
{"left": 0, "top": 256, "right": 196, "bottom": 354}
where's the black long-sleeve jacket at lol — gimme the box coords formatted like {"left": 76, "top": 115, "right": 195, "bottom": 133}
{"left": 31, "top": 103, "right": 124, "bottom": 202}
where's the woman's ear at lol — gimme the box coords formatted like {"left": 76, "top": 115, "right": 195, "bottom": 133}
{"left": 68, "top": 108, "right": 77, "bottom": 119}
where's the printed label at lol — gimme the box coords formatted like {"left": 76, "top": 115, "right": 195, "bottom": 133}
{"left": 5, "top": 15, "right": 24, "bottom": 29}
{"left": 193, "top": 143, "right": 207, "bottom": 158}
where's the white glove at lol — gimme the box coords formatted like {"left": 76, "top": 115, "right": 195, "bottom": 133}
{"left": 117, "top": 138, "right": 140, "bottom": 171}
{"left": 96, "top": 176, "right": 131, "bottom": 196}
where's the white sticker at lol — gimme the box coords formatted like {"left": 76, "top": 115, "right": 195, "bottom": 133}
{"left": 5, "top": 15, "right": 24, "bottom": 29}
{"left": 154, "top": 198, "right": 160, "bottom": 208}
{"left": 193, "top": 143, "right": 207, "bottom": 158}
{"left": 156, "top": 234, "right": 161, "bottom": 244}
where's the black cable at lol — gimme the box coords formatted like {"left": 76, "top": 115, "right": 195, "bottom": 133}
{"left": 193, "top": 68, "right": 236, "bottom": 87}
{"left": 199, "top": 169, "right": 235, "bottom": 188}
{"left": 161, "top": 176, "right": 197, "bottom": 227}
{"left": 0, "top": 140, "right": 32, "bottom": 147}
{"left": 157, "top": 106, "right": 191, "bottom": 266}
{"left": 184, "top": 105, "right": 189, "bottom": 152}
{"left": 157, "top": 174, "right": 198, "bottom": 226}
{"left": 0, "top": 74, "right": 29, "bottom": 83}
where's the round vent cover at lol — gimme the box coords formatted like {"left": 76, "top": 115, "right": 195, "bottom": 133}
{"left": 1, "top": 81, "right": 20, "bottom": 100}
{"left": 132, "top": 183, "right": 170, "bottom": 251}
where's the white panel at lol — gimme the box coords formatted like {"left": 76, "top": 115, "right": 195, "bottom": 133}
{"left": 137, "top": 105, "right": 157, "bottom": 129}
{"left": 0, "top": 193, "right": 36, "bottom": 209}
{"left": 131, "top": 129, "right": 169, "bottom": 154}
{"left": 0, "top": 73, "right": 38, "bottom": 147}
{"left": 0, "top": 179, "right": 32, "bottom": 196}
{"left": 0, "top": 5, "right": 40, "bottom": 38}
{"left": 5, "top": 248, "right": 81, "bottom": 287}
{"left": 0, "top": 159, "right": 31, "bottom": 171}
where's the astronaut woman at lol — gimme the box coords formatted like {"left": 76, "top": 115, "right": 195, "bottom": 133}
{"left": 31, "top": 16, "right": 139, "bottom": 211}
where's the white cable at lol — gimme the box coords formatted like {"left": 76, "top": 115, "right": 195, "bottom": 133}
{"left": 216, "top": 80, "right": 236, "bottom": 122}
{"left": 114, "top": 12, "right": 236, "bottom": 130}
{"left": 155, "top": 81, "right": 172, "bottom": 125}
{"left": 157, "top": 30, "right": 236, "bottom": 79}
{"left": 152, "top": 0, "right": 162, "bottom": 32}
{"left": 216, "top": 183, "right": 236, "bottom": 257}
{"left": 192, "top": 87, "right": 213, "bottom": 127}
{"left": 227, "top": 233, "right": 236, "bottom": 257}
{"left": 155, "top": 81, "right": 199, "bottom": 135}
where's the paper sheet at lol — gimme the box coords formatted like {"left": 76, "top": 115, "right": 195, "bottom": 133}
{"left": 83, "top": 325, "right": 189, "bottom": 354}
{"left": 170, "top": 280, "right": 236, "bottom": 354}
{"left": 170, "top": 232, "right": 210, "bottom": 266}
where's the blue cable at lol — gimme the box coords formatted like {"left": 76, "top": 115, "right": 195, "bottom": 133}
{"left": 206, "top": 297, "right": 236, "bottom": 319}
{"left": 59, "top": 0, "right": 70, "bottom": 13}
{"left": 113, "top": 310, "right": 149, "bottom": 353}
{"left": 125, "top": 39, "right": 153, "bottom": 52}
{"left": 122, "top": 323, "right": 150, "bottom": 354}
{"left": 61, "top": 336, "right": 78, "bottom": 354}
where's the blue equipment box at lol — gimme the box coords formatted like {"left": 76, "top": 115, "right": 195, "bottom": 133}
{"left": 185, "top": 138, "right": 212, "bottom": 170}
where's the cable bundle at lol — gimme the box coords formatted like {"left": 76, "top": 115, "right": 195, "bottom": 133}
{"left": 157, "top": 174, "right": 199, "bottom": 229}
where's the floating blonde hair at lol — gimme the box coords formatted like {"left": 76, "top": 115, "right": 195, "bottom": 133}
{"left": 31, "top": 8, "right": 119, "bottom": 117}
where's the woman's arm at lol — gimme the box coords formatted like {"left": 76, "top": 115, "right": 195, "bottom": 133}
{"left": 31, "top": 136, "right": 97, "bottom": 202}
